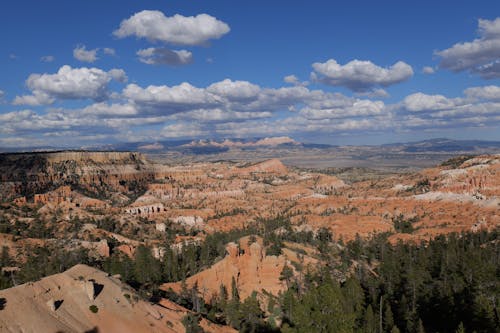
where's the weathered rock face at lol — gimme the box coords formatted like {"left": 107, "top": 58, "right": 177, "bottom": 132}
{"left": 161, "top": 236, "right": 291, "bottom": 302}
{"left": 0, "top": 264, "right": 236, "bottom": 333}
{"left": 0, "top": 151, "right": 156, "bottom": 201}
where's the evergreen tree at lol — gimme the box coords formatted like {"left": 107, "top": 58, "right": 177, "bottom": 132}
{"left": 231, "top": 276, "right": 239, "bottom": 301}
{"left": 384, "top": 302, "right": 395, "bottom": 332}
{"left": 133, "top": 245, "right": 161, "bottom": 285}
{"left": 181, "top": 313, "right": 204, "bottom": 333}
{"left": 280, "top": 264, "right": 294, "bottom": 288}
{"left": 239, "top": 292, "right": 265, "bottom": 333}
{"left": 364, "top": 304, "right": 377, "bottom": 333}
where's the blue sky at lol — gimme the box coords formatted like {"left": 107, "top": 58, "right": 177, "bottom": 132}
{"left": 1, "top": 0, "right": 499, "bottom": 148}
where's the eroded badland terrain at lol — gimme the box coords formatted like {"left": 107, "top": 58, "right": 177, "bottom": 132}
{"left": 0, "top": 150, "right": 498, "bottom": 332}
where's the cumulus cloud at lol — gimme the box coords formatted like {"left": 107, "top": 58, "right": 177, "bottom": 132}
{"left": 284, "top": 75, "right": 309, "bottom": 87}
{"left": 464, "top": 85, "right": 500, "bottom": 101}
{"left": 81, "top": 102, "right": 138, "bottom": 118}
{"left": 13, "top": 65, "right": 127, "bottom": 105}
{"left": 73, "top": 45, "right": 99, "bottom": 63}
{"left": 41, "top": 55, "right": 55, "bottom": 63}
{"left": 172, "top": 108, "right": 272, "bottom": 123}
{"left": 436, "top": 17, "right": 500, "bottom": 78}
{"left": 355, "top": 88, "right": 390, "bottom": 99}
{"left": 162, "top": 122, "right": 208, "bottom": 138}
{"left": 113, "top": 10, "right": 230, "bottom": 46}
{"left": 395, "top": 86, "right": 500, "bottom": 132}
{"left": 12, "top": 91, "right": 55, "bottom": 106}
{"left": 422, "top": 66, "right": 435, "bottom": 74}
{"left": 137, "top": 47, "right": 193, "bottom": 66}
{"left": 103, "top": 48, "right": 116, "bottom": 56}
{"left": 107, "top": 68, "right": 128, "bottom": 83}
{"left": 311, "top": 58, "right": 413, "bottom": 91}
{"left": 123, "top": 82, "right": 221, "bottom": 113}
{"left": 207, "top": 79, "right": 260, "bottom": 101}
{"left": 402, "top": 93, "right": 457, "bottom": 112}
{"left": 4, "top": 71, "right": 500, "bottom": 147}
{"left": 300, "top": 100, "right": 385, "bottom": 120}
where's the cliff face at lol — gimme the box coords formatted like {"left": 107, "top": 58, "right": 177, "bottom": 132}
{"left": 161, "top": 236, "right": 293, "bottom": 302}
{"left": 0, "top": 151, "right": 155, "bottom": 201}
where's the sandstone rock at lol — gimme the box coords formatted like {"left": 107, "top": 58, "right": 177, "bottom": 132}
{"left": 161, "top": 236, "right": 292, "bottom": 302}
{"left": 0, "top": 264, "right": 235, "bottom": 333}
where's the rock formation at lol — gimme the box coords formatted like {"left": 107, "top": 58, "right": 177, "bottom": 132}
{"left": 161, "top": 236, "right": 294, "bottom": 302}
{"left": 0, "top": 264, "right": 235, "bottom": 333}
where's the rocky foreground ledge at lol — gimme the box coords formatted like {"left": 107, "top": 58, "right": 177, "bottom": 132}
{"left": 0, "top": 264, "right": 234, "bottom": 333}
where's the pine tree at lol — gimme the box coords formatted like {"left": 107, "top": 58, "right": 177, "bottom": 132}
{"left": 240, "top": 292, "right": 264, "bottom": 332}
{"left": 133, "top": 245, "right": 161, "bottom": 285}
{"left": 390, "top": 326, "right": 401, "bottom": 333}
{"left": 231, "top": 276, "right": 239, "bottom": 301}
{"left": 364, "top": 304, "right": 377, "bottom": 333}
{"left": 384, "top": 302, "right": 395, "bottom": 332}
{"left": 280, "top": 264, "right": 294, "bottom": 288}
{"left": 181, "top": 313, "right": 204, "bottom": 333}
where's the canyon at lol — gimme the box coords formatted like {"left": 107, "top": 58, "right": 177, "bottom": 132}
{"left": 0, "top": 150, "right": 498, "bottom": 332}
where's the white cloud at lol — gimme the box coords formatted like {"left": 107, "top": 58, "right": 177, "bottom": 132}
{"left": 207, "top": 79, "right": 260, "bottom": 101}
{"left": 284, "top": 75, "right": 309, "bottom": 87}
{"left": 284, "top": 75, "right": 299, "bottom": 85}
{"left": 0, "top": 90, "right": 4, "bottom": 100}
{"left": 4, "top": 70, "right": 500, "bottom": 147}
{"left": 395, "top": 86, "right": 500, "bottom": 131}
{"left": 123, "top": 82, "right": 221, "bottom": 113}
{"left": 300, "top": 100, "right": 385, "bottom": 120}
{"left": 41, "top": 55, "right": 55, "bottom": 63}
{"left": 137, "top": 47, "right": 193, "bottom": 66}
{"left": 422, "top": 66, "right": 435, "bottom": 74}
{"left": 436, "top": 17, "right": 500, "bottom": 78}
{"left": 107, "top": 68, "right": 128, "bottom": 83}
{"left": 464, "top": 85, "right": 500, "bottom": 101}
{"left": 13, "top": 65, "right": 127, "bottom": 105}
{"left": 73, "top": 45, "right": 99, "bottom": 63}
{"left": 402, "top": 92, "right": 456, "bottom": 112}
{"left": 81, "top": 102, "right": 138, "bottom": 117}
{"left": 113, "top": 10, "right": 230, "bottom": 46}
{"left": 173, "top": 108, "right": 272, "bottom": 123}
{"left": 103, "top": 48, "right": 116, "bottom": 56}
{"left": 355, "top": 88, "right": 390, "bottom": 99}
{"left": 311, "top": 58, "right": 413, "bottom": 91}
{"left": 13, "top": 91, "right": 55, "bottom": 106}
{"left": 162, "top": 122, "right": 208, "bottom": 138}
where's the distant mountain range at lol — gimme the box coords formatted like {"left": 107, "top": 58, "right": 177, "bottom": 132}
{"left": 2, "top": 137, "right": 500, "bottom": 155}
{"left": 83, "top": 136, "right": 333, "bottom": 154}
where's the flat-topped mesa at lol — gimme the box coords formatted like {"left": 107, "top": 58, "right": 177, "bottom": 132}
{"left": 43, "top": 151, "right": 147, "bottom": 164}
{"left": 0, "top": 151, "right": 148, "bottom": 171}
{"left": 0, "top": 151, "right": 154, "bottom": 201}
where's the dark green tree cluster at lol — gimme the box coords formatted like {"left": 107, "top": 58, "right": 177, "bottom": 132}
{"left": 276, "top": 230, "right": 498, "bottom": 333}
{"left": 337, "top": 230, "right": 499, "bottom": 333}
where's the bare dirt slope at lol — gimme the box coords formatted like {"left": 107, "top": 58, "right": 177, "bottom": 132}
{"left": 0, "top": 264, "right": 234, "bottom": 333}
